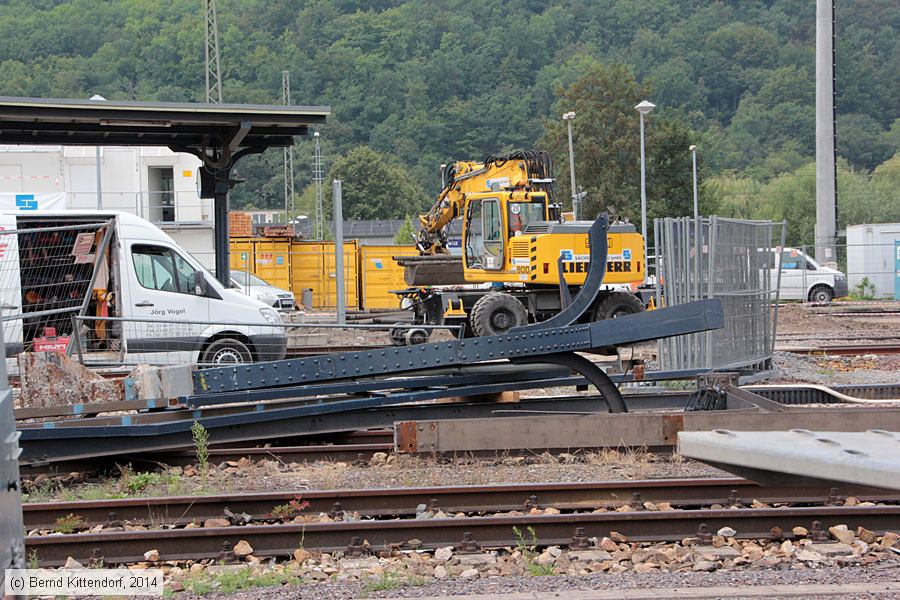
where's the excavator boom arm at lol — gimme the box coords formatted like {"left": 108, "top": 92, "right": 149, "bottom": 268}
{"left": 415, "top": 150, "right": 554, "bottom": 254}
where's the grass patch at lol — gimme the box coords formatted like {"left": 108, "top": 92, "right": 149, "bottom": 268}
{"left": 363, "top": 572, "right": 404, "bottom": 593}
{"left": 180, "top": 567, "right": 299, "bottom": 595}
{"left": 125, "top": 471, "right": 162, "bottom": 493}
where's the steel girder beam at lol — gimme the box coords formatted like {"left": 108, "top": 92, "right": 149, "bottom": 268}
{"left": 193, "top": 299, "right": 724, "bottom": 396}
{"left": 18, "top": 396, "right": 612, "bottom": 465}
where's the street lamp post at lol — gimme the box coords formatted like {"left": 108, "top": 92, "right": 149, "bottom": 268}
{"left": 635, "top": 100, "right": 655, "bottom": 272}
{"left": 562, "top": 112, "right": 577, "bottom": 219}
{"left": 690, "top": 144, "right": 699, "bottom": 221}
{"left": 90, "top": 94, "right": 107, "bottom": 209}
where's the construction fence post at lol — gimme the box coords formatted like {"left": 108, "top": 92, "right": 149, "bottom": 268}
{"left": 333, "top": 179, "right": 346, "bottom": 324}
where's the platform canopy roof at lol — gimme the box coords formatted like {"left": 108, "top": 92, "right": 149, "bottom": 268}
{"left": 0, "top": 96, "right": 330, "bottom": 148}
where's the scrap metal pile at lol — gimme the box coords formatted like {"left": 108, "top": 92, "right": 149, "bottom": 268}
{"left": 17, "top": 215, "right": 725, "bottom": 466}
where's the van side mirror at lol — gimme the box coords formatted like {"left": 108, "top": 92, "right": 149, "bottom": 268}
{"left": 194, "top": 270, "right": 208, "bottom": 296}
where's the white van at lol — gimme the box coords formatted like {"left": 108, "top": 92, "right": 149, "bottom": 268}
{"left": 0, "top": 211, "right": 286, "bottom": 366}
{"left": 774, "top": 247, "right": 848, "bottom": 302}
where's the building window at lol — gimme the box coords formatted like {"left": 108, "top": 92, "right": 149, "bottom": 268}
{"left": 148, "top": 166, "right": 175, "bottom": 223}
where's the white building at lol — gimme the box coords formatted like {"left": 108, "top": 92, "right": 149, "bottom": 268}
{"left": 0, "top": 145, "right": 215, "bottom": 266}
{"left": 846, "top": 223, "right": 900, "bottom": 299}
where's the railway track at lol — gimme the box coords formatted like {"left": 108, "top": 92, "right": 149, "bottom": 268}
{"left": 24, "top": 478, "right": 896, "bottom": 532}
{"left": 27, "top": 500, "right": 900, "bottom": 566}
{"left": 19, "top": 430, "right": 396, "bottom": 477}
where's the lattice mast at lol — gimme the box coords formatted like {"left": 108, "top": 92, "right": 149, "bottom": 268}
{"left": 282, "top": 71, "right": 295, "bottom": 221}
{"left": 313, "top": 132, "right": 325, "bottom": 239}
{"left": 204, "top": 0, "right": 223, "bottom": 103}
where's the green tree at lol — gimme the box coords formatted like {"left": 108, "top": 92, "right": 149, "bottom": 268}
{"left": 538, "top": 62, "right": 647, "bottom": 220}
{"left": 393, "top": 214, "right": 416, "bottom": 245}
{"left": 837, "top": 114, "right": 893, "bottom": 170}
{"left": 327, "top": 146, "right": 427, "bottom": 220}
{"left": 539, "top": 63, "right": 716, "bottom": 235}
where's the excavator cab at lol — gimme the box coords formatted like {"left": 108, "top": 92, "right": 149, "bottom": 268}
{"left": 462, "top": 192, "right": 549, "bottom": 277}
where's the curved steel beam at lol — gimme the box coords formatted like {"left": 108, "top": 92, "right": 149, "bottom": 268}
{"left": 512, "top": 213, "right": 609, "bottom": 332}
{"left": 513, "top": 352, "right": 627, "bottom": 413}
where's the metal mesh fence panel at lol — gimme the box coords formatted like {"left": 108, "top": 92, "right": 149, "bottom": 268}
{"left": 0, "top": 220, "right": 113, "bottom": 355}
{"left": 655, "top": 216, "right": 785, "bottom": 372}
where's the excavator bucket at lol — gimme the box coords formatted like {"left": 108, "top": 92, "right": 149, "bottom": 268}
{"left": 394, "top": 254, "right": 466, "bottom": 286}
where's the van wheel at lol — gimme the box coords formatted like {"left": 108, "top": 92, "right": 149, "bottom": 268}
{"left": 808, "top": 285, "right": 834, "bottom": 303}
{"left": 201, "top": 338, "right": 252, "bottom": 366}
{"left": 470, "top": 292, "right": 528, "bottom": 337}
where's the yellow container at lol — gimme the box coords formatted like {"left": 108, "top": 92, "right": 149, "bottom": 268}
{"left": 251, "top": 239, "right": 292, "bottom": 291}
{"left": 290, "top": 240, "right": 359, "bottom": 309}
{"left": 358, "top": 245, "right": 415, "bottom": 310}
{"left": 229, "top": 239, "right": 255, "bottom": 275}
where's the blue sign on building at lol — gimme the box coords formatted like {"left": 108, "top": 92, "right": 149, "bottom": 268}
{"left": 15, "top": 194, "right": 37, "bottom": 210}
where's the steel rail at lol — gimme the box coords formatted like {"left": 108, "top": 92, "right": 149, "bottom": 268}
{"left": 23, "top": 478, "right": 898, "bottom": 531}
{"left": 26, "top": 505, "right": 900, "bottom": 566}
{"left": 779, "top": 344, "right": 900, "bottom": 356}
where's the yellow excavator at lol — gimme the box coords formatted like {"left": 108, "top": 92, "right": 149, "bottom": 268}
{"left": 391, "top": 150, "right": 649, "bottom": 343}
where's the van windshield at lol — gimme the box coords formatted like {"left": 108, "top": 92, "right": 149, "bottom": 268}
{"left": 781, "top": 250, "right": 817, "bottom": 271}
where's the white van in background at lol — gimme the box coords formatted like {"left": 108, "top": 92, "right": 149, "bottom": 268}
{"left": 0, "top": 211, "right": 286, "bottom": 366}
{"left": 774, "top": 247, "right": 848, "bottom": 302}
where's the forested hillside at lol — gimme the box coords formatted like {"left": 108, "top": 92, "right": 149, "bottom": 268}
{"left": 0, "top": 0, "right": 897, "bottom": 240}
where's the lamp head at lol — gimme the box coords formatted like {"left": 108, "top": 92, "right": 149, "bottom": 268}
{"left": 634, "top": 100, "right": 655, "bottom": 115}
{"left": 562, "top": 112, "right": 576, "bottom": 120}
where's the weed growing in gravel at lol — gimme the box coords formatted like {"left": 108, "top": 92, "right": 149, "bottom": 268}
{"left": 52, "top": 513, "right": 84, "bottom": 534}
{"left": 849, "top": 277, "right": 876, "bottom": 300}
{"left": 27, "top": 549, "right": 39, "bottom": 570}
{"left": 513, "top": 525, "right": 556, "bottom": 576}
{"left": 192, "top": 421, "right": 210, "bottom": 481}
{"left": 272, "top": 495, "right": 311, "bottom": 520}
{"left": 180, "top": 566, "right": 299, "bottom": 595}
{"left": 21, "top": 475, "right": 60, "bottom": 503}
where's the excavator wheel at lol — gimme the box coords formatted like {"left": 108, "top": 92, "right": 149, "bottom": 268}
{"left": 593, "top": 291, "right": 645, "bottom": 320}
{"left": 470, "top": 292, "right": 528, "bottom": 337}
{"left": 591, "top": 291, "right": 645, "bottom": 355}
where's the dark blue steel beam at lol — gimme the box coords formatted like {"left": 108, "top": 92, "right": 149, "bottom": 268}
{"left": 194, "top": 299, "right": 724, "bottom": 396}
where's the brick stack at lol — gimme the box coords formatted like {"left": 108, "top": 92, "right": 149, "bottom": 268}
{"left": 229, "top": 212, "right": 253, "bottom": 237}
{"left": 261, "top": 225, "right": 293, "bottom": 238}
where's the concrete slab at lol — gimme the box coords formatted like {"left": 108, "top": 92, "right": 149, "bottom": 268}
{"left": 677, "top": 429, "right": 900, "bottom": 490}
{"left": 365, "top": 581, "right": 900, "bottom": 600}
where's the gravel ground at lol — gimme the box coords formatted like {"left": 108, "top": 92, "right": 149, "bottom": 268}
{"left": 774, "top": 302, "right": 898, "bottom": 338}
{"left": 25, "top": 451, "right": 727, "bottom": 502}
{"left": 771, "top": 351, "right": 900, "bottom": 385}
{"left": 175, "top": 565, "right": 900, "bottom": 600}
